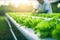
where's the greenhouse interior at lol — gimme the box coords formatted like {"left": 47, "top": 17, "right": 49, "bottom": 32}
{"left": 0, "top": 0, "right": 60, "bottom": 40}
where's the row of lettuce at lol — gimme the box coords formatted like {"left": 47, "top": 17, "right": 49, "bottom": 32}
{"left": 8, "top": 12, "right": 60, "bottom": 18}
{"left": 8, "top": 13, "right": 60, "bottom": 40}
{"left": 37, "top": 13, "right": 60, "bottom": 18}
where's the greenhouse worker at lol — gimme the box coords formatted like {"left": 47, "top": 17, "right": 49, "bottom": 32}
{"left": 34, "top": 0, "right": 52, "bottom": 13}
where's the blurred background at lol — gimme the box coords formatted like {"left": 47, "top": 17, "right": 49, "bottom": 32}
{"left": 0, "top": 0, "right": 60, "bottom": 15}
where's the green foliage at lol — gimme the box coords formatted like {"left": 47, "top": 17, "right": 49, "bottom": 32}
{"left": 37, "top": 13, "right": 60, "bottom": 18}
{"left": 56, "top": 23, "right": 60, "bottom": 30}
{"left": 40, "top": 32, "right": 51, "bottom": 38}
{"left": 48, "top": 18, "right": 57, "bottom": 29}
{"left": 0, "top": 5, "right": 6, "bottom": 15}
{"left": 35, "top": 20, "right": 52, "bottom": 38}
{"left": 30, "top": 17, "right": 43, "bottom": 29}
{"left": 52, "top": 30, "right": 60, "bottom": 40}
{"left": 35, "top": 18, "right": 59, "bottom": 38}
{"left": 35, "top": 20, "right": 50, "bottom": 32}
{"left": 23, "top": 17, "right": 43, "bottom": 28}
{"left": 23, "top": 16, "right": 32, "bottom": 28}
{"left": 36, "top": 21, "right": 51, "bottom": 38}
{"left": 8, "top": 13, "right": 60, "bottom": 39}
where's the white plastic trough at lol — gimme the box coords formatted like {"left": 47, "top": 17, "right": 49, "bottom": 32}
{"left": 5, "top": 14, "right": 56, "bottom": 40}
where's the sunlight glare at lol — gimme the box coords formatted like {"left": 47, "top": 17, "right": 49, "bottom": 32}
{"left": 12, "top": 0, "right": 30, "bottom": 7}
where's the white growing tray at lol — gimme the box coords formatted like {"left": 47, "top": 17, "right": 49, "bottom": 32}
{"left": 5, "top": 13, "right": 56, "bottom": 40}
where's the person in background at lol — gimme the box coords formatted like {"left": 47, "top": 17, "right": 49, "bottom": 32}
{"left": 34, "top": 0, "right": 52, "bottom": 13}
